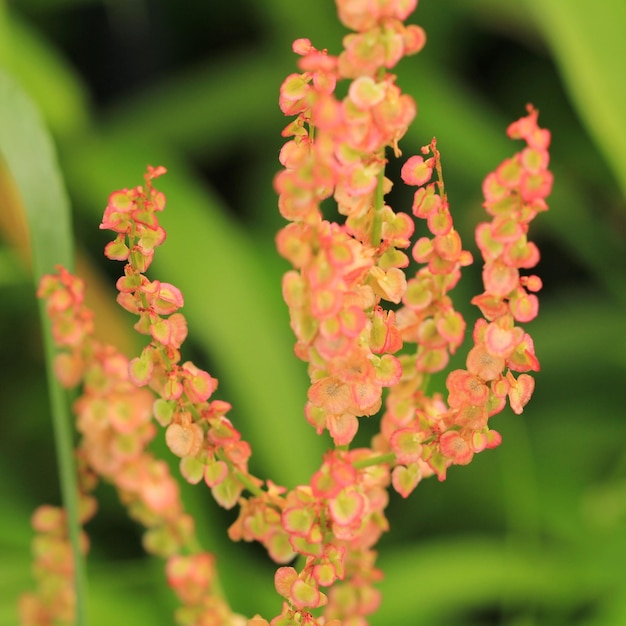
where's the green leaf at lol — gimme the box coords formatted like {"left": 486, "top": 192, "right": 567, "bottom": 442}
{"left": 524, "top": 0, "right": 626, "bottom": 198}
{"left": 0, "top": 12, "right": 90, "bottom": 137}
{"left": 0, "top": 71, "right": 74, "bottom": 272}
{"left": 0, "top": 69, "right": 85, "bottom": 624}
{"left": 0, "top": 246, "right": 27, "bottom": 286}
{"left": 375, "top": 537, "right": 602, "bottom": 625}
{"left": 101, "top": 52, "right": 282, "bottom": 156}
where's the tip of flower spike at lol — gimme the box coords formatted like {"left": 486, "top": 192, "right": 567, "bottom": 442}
{"left": 293, "top": 38, "right": 313, "bottom": 55}
{"left": 336, "top": 0, "right": 418, "bottom": 32}
{"left": 506, "top": 105, "right": 551, "bottom": 151}
{"left": 146, "top": 165, "right": 167, "bottom": 180}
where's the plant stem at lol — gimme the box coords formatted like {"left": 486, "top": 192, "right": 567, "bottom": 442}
{"left": 370, "top": 155, "right": 386, "bottom": 247}
{"left": 39, "top": 311, "right": 87, "bottom": 626}
{"left": 352, "top": 452, "right": 396, "bottom": 470}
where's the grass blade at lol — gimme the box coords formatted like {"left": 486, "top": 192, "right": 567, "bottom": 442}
{"left": 524, "top": 0, "right": 626, "bottom": 198}
{"left": 0, "top": 69, "right": 86, "bottom": 625}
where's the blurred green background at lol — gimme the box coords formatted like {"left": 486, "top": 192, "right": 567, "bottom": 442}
{"left": 1, "top": 0, "right": 625, "bottom": 624}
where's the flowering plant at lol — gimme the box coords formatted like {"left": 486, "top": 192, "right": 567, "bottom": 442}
{"left": 19, "top": 1, "right": 552, "bottom": 625}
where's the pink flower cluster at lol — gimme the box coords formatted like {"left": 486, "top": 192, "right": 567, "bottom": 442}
{"left": 25, "top": 2, "right": 552, "bottom": 625}
{"left": 33, "top": 264, "right": 238, "bottom": 624}
{"left": 19, "top": 505, "right": 90, "bottom": 626}
{"left": 97, "top": 161, "right": 398, "bottom": 624}
{"left": 100, "top": 166, "right": 254, "bottom": 510}
{"left": 275, "top": 0, "right": 426, "bottom": 451}
{"left": 378, "top": 106, "right": 551, "bottom": 495}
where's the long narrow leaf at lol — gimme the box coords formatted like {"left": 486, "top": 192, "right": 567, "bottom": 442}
{"left": 524, "top": 0, "right": 626, "bottom": 198}
{"left": 374, "top": 537, "right": 602, "bottom": 625}
{"left": 1, "top": 12, "right": 90, "bottom": 137}
{"left": 0, "top": 70, "right": 85, "bottom": 624}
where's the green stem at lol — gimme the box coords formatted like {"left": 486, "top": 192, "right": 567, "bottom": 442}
{"left": 232, "top": 467, "right": 265, "bottom": 498}
{"left": 370, "top": 157, "right": 386, "bottom": 247}
{"left": 352, "top": 452, "right": 396, "bottom": 470}
{"left": 39, "top": 311, "right": 87, "bottom": 626}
